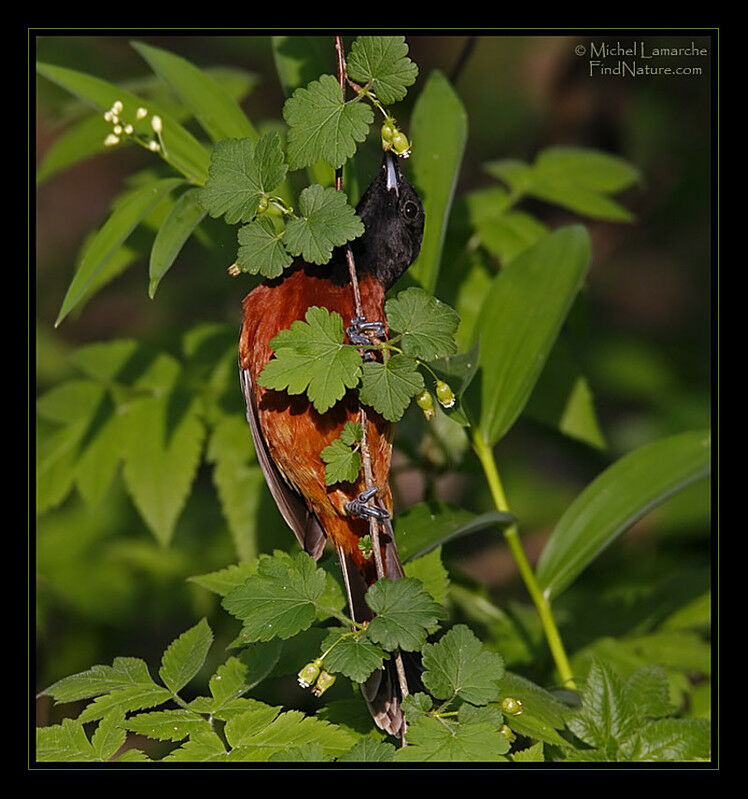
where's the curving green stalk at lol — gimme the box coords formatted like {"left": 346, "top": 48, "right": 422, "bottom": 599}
{"left": 470, "top": 427, "right": 576, "bottom": 690}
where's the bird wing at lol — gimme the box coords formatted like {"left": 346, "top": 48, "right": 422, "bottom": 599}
{"left": 239, "top": 365, "right": 327, "bottom": 560}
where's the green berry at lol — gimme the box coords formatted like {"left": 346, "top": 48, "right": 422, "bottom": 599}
{"left": 381, "top": 120, "right": 396, "bottom": 146}
{"left": 297, "top": 658, "right": 323, "bottom": 688}
{"left": 257, "top": 195, "right": 268, "bottom": 213}
{"left": 391, "top": 131, "right": 411, "bottom": 157}
{"left": 435, "top": 380, "right": 455, "bottom": 408}
{"left": 312, "top": 670, "right": 336, "bottom": 697}
{"left": 500, "top": 724, "right": 516, "bottom": 743}
{"left": 501, "top": 697, "right": 523, "bottom": 716}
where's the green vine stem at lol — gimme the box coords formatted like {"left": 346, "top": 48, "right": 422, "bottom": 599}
{"left": 470, "top": 426, "right": 577, "bottom": 690}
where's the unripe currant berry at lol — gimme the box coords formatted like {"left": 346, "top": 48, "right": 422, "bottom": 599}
{"left": 500, "top": 724, "right": 516, "bottom": 743}
{"left": 435, "top": 380, "right": 456, "bottom": 409}
{"left": 381, "top": 120, "right": 396, "bottom": 146}
{"left": 257, "top": 195, "right": 269, "bottom": 213}
{"left": 311, "top": 670, "right": 336, "bottom": 697}
{"left": 501, "top": 697, "right": 523, "bottom": 716}
{"left": 297, "top": 658, "right": 323, "bottom": 688}
{"left": 416, "top": 389, "right": 436, "bottom": 421}
{"left": 391, "top": 131, "right": 411, "bottom": 157}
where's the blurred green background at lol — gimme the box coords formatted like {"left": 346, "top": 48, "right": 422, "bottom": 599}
{"left": 34, "top": 33, "right": 713, "bottom": 727}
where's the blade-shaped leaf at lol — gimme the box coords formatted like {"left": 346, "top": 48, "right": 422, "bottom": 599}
{"left": 131, "top": 41, "right": 257, "bottom": 142}
{"left": 55, "top": 178, "right": 184, "bottom": 326}
{"left": 408, "top": 71, "right": 467, "bottom": 294}
{"left": 394, "top": 501, "right": 513, "bottom": 563}
{"left": 473, "top": 225, "right": 591, "bottom": 446}
{"left": 159, "top": 618, "right": 213, "bottom": 695}
{"left": 149, "top": 187, "right": 207, "bottom": 298}
{"left": 536, "top": 430, "right": 711, "bottom": 599}
{"left": 36, "top": 62, "right": 210, "bottom": 183}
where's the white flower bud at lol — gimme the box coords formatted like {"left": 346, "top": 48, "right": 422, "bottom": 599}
{"left": 112, "top": 100, "right": 123, "bottom": 113}
{"left": 148, "top": 140, "right": 160, "bottom": 152}
{"left": 151, "top": 115, "right": 162, "bottom": 133}
{"left": 136, "top": 107, "right": 148, "bottom": 119}
{"left": 113, "top": 125, "right": 122, "bottom": 135}
{"left": 104, "top": 134, "right": 120, "bottom": 147}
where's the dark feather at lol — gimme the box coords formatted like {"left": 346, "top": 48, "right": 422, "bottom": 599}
{"left": 239, "top": 366, "right": 326, "bottom": 560}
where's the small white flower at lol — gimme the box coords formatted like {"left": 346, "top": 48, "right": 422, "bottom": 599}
{"left": 112, "top": 100, "right": 123, "bottom": 113}
{"left": 113, "top": 125, "right": 122, "bottom": 135}
{"left": 103, "top": 110, "right": 113, "bottom": 122}
{"left": 104, "top": 134, "right": 120, "bottom": 147}
{"left": 136, "top": 107, "right": 148, "bottom": 119}
{"left": 150, "top": 115, "right": 163, "bottom": 134}
{"left": 148, "top": 140, "right": 160, "bottom": 152}
{"left": 124, "top": 124, "right": 133, "bottom": 135}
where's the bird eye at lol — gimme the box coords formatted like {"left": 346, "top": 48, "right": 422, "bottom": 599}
{"left": 403, "top": 201, "right": 419, "bottom": 220}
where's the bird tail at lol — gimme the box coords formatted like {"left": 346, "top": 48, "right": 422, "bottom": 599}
{"left": 336, "top": 509, "right": 423, "bottom": 739}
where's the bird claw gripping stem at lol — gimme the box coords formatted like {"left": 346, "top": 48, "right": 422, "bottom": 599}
{"left": 345, "top": 486, "right": 391, "bottom": 522}
{"left": 347, "top": 316, "right": 387, "bottom": 346}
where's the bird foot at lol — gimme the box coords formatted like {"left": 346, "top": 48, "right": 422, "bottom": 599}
{"left": 346, "top": 316, "right": 387, "bottom": 346}
{"left": 345, "top": 486, "right": 391, "bottom": 522}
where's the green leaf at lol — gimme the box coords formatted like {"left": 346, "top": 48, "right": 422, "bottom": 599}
{"left": 148, "top": 188, "right": 206, "bottom": 298}
{"left": 42, "top": 656, "right": 161, "bottom": 704}
{"left": 55, "top": 178, "right": 184, "bottom": 326}
{"left": 396, "top": 706, "right": 509, "bottom": 762}
{"left": 346, "top": 36, "right": 418, "bottom": 105}
{"left": 77, "top": 682, "right": 172, "bottom": 724}
{"left": 159, "top": 618, "right": 213, "bottom": 695}
{"left": 125, "top": 709, "right": 212, "bottom": 742}
{"left": 394, "top": 502, "right": 513, "bottom": 563}
{"left": 320, "top": 629, "right": 387, "bottom": 683}
{"left": 385, "top": 287, "right": 459, "bottom": 361}
{"left": 259, "top": 306, "right": 363, "bottom": 414}
{"left": 90, "top": 711, "right": 127, "bottom": 761}
{"left": 189, "top": 562, "right": 257, "bottom": 597}
{"left": 338, "top": 738, "right": 396, "bottom": 762}
{"left": 37, "top": 718, "right": 97, "bottom": 762}
{"left": 206, "top": 415, "right": 265, "bottom": 562}
{"left": 222, "top": 551, "right": 328, "bottom": 642}
{"left": 358, "top": 354, "right": 424, "bottom": 422}
{"left": 535, "top": 147, "right": 641, "bottom": 194}
{"left": 272, "top": 36, "right": 334, "bottom": 97}
{"left": 365, "top": 578, "right": 447, "bottom": 652}
{"left": 497, "top": 671, "right": 573, "bottom": 747}
{"left": 201, "top": 134, "right": 288, "bottom": 225}
{"left": 421, "top": 625, "right": 504, "bottom": 705}
{"left": 618, "top": 718, "right": 710, "bottom": 762}
{"left": 120, "top": 380, "right": 206, "bottom": 546}
{"left": 236, "top": 216, "right": 294, "bottom": 278}
{"left": 36, "top": 62, "right": 210, "bottom": 183}
{"left": 536, "top": 430, "right": 711, "bottom": 599}
{"left": 486, "top": 147, "right": 640, "bottom": 224}
{"left": 282, "top": 73, "right": 374, "bottom": 170}
{"left": 164, "top": 730, "right": 228, "bottom": 762}
{"left": 403, "top": 547, "right": 450, "bottom": 605}
{"left": 37, "top": 67, "right": 257, "bottom": 185}
{"left": 524, "top": 336, "right": 606, "bottom": 450}
{"left": 626, "top": 667, "right": 674, "bottom": 720}
{"left": 566, "top": 660, "right": 637, "bottom": 758}
{"left": 131, "top": 41, "right": 258, "bottom": 143}
{"left": 512, "top": 742, "right": 545, "bottom": 762}
{"left": 408, "top": 71, "right": 467, "bottom": 294}
{"left": 224, "top": 705, "right": 355, "bottom": 761}
{"left": 320, "top": 437, "right": 361, "bottom": 486}
{"left": 284, "top": 184, "right": 364, "bottom": 265}
{"left": 474, "top": 225, "right": 591, "bottom": 446}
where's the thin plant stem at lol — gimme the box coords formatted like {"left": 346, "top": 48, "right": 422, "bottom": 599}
{"left": 334, "top": 34, "right": 411, "bottom": 723}
{"left": 470, "top": 426, "right": 577, "bottom": 690}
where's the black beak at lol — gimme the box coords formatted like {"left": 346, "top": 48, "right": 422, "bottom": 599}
{"left": 383, "top": 150, "right": 400, "bottom": 197}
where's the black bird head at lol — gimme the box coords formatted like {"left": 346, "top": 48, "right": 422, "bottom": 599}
{"left": 350, "top": 150, "right": 425, "bottom": 290}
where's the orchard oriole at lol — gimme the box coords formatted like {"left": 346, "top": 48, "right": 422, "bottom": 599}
{"left": 238, "top": 150, "right": 424, "bottom": 736}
